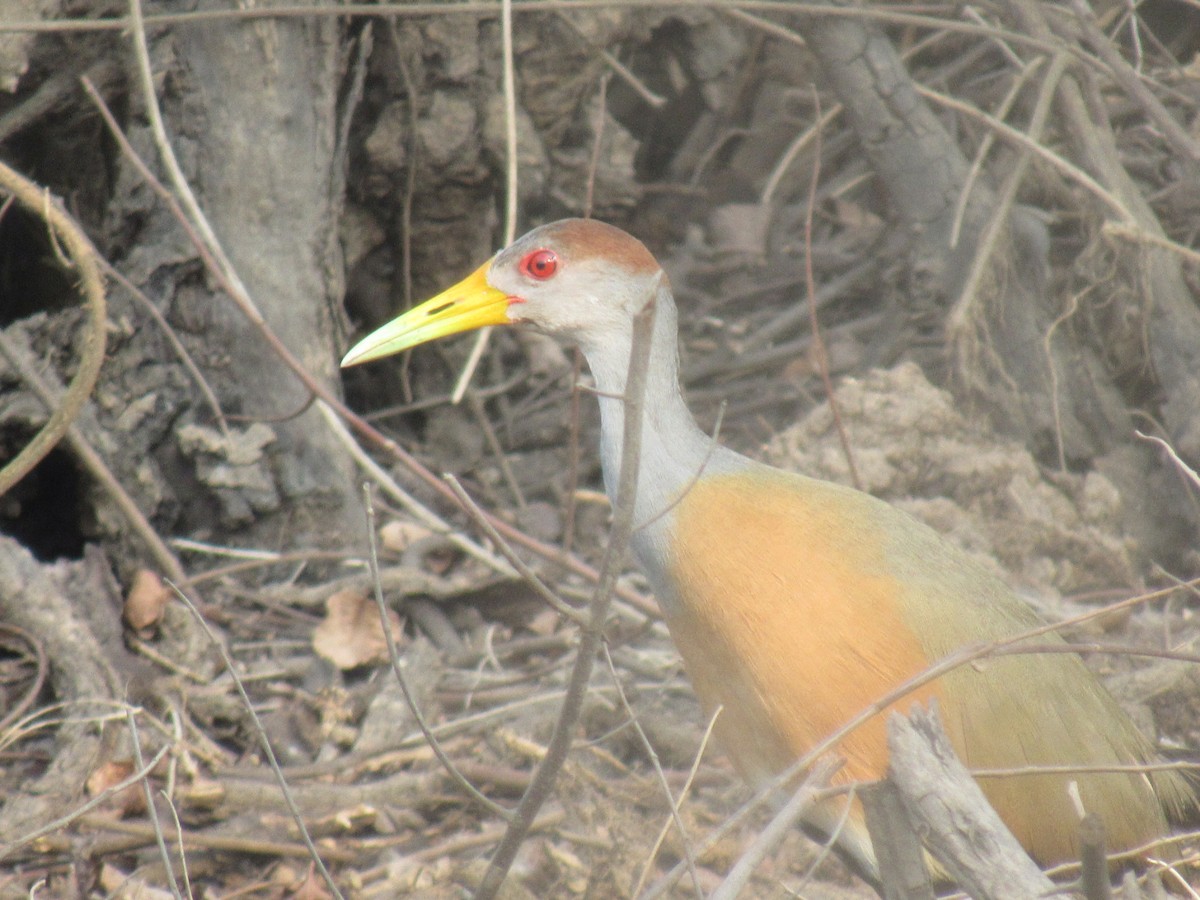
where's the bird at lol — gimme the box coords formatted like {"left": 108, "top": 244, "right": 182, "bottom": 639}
{"left": 341, "top": 218, "right": 1192, "bottom": 883}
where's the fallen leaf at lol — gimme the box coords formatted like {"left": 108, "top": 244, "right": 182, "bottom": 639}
{"left": 312, "top": 589, "right": 403, "bottom": 670}
{"left": 289, "top": 864, "right": 334, "bottom": 900}
{"left": 271, "top": 863, "right": 301, "bottom": 886}
{"left": 123, "top": 569, "right": 170, "bottom": 634}
{"left": 379, "top": 520, "right": 432, "bottom": 553}
{"left": 86, "top": 760, "right": 146, "bottom": 817}
{"left": 99, "top": 862, "right": 174, "bottom": 899}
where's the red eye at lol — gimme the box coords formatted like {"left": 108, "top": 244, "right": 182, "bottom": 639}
{"left": 519, "top": 248, "right": 558, "bottom": 280}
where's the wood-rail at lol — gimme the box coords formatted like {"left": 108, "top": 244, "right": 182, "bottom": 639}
{"left": 342, "top": 219, "right": 1192, "bottom": 885}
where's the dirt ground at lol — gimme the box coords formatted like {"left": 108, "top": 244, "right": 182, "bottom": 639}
{"left": 2, "top": 2, "right": 1200, "bottom": 898}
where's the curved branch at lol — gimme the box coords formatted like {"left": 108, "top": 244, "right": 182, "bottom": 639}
{"left": 0, "top": 161, "right": 107, "bottom": 497}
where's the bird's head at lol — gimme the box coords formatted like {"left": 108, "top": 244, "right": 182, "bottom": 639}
{"left": 341, "top": 219, "right": 664, "bottom": 367}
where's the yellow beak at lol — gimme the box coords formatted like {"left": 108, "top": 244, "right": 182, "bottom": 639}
{"left": 340, "top": 260, "right": 511, "bottom": 367}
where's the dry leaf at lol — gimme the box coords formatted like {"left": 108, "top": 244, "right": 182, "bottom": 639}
{"left": 289, "top": 865, "right": 335, "bottom": 900}
{"left": 312, "top": 589, "right": 403, "bottom": 670}
{"left": 328, "top": 803, "right": 377, "bottom": 834}
{"left": 271, "top": 863, "right": 301, "bottom": 887}
{"left": 379, "top": 520, "right": 432, "bottom": 553}
{"left": 87, "top": 759, "right": 133, "bottom": 795}
{"left": 86, "top": 760, "right": 146, "bottom": 817}
{"left": 123, "top": 569, "right": 170, "bottom": 634}
{"left": 99, "top": 863, "right": 174, "bottom": 899}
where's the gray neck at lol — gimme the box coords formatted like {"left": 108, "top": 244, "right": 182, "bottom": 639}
{"left": 576, "top": 285, "right": 738, "bottom": 580}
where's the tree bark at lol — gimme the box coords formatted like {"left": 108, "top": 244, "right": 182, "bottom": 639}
{"left": 155, "top": 1, "right": 362, "bottom": 545}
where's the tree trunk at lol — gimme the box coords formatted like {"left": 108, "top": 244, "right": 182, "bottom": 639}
{"left": 139, "top": 3, "right": 362, "bottom": 546}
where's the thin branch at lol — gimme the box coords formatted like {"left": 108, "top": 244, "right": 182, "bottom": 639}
{"left": 914, "top": 81, "right": 1136, "bottom": 225}
{"left": 103, "top": 261, "right": 230, "bottom": 437}
{"left": 78, "top": 814, "right": 359, "bottom": 862}
{"left": 1103, "top": 219, "right": 1200, "bottom": 267}
{"left": 1136, "top": 430, "right": 1200, "bottom": 491}
{"left": 801, "top": 88, "right": 860, "bottom": 491}
{"left": 601, "top": 645, "right": 704, "bottom": 900}
{"left": 167, "top": 584, "right": 344, "bottom": 899}
{"left": 1069, "top": 0, "right": 1200, "bottom": 165}
{"left": 125, "top": 0, "right": 265, "bottom": 324}
{"left": 444, "top": 474, "right": 586, "bottom": 624}
{"left": 583, "top": 72, "right": 610, "bottom": 219}
{"left": 1043, "top": 286, "right": 1084, "bottom": 473}
{"left": 161, "top": 791, "right": 194, "bottom": 900}
{"left": 361, "top": 484, "right": 513, "bottom": 820}
{"left": 318, "top": 400, "right": 512, "bottom": 574}
{"left": 127, "top": 708, "right": 184, "bottom": 899}
{"left": 500, "top": 0, "right": 518, "bottom": 245}
{"left": 0, "top": 330, "right": 187, "bottom": 583}
{"left": 0, "top": 161, "right": 107, "bottom": 498}
{"left": 450, "top": 0, "right": 520, "bottom": 404}
{"left": 467, "top": 390, "right": 527, "bottom": 508}
{"left": 386, "top": 20, "right": 418, "bottom": 311}
{"left": 631, "top": 706, "right": 720, "bottom": 898}
{"left": 949, "top": 55, "right": 1044, "bottom": 249}
{"left": 0, "top": 624, "right": 48, "bottom": 735}
{"left": 709, "top": 758, "right": 841, "bottom": 900}
{"left": 474, "top": 275, "right": 660, "bottom": 899}
{"left": 947, "top": 50, "right": 1070, "bottom": 342}
{"left": 0, "top": 728, "right": 171, "bottom": 861}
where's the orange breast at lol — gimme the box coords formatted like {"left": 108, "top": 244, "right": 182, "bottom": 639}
{"left": 664, "top": 469, "right": 944, "bottom": 795}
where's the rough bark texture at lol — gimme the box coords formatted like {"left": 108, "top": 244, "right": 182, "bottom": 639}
{"left": 105, "top": 2, "right": 363, "bottom": 548}
{"left": 169, "top": 3, "right": 360, "bottom": 542}
{"left": 886, "top": 707, "right": 1057, "bottom": 900}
